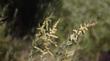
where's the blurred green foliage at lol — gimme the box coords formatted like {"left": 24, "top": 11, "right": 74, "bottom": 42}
{"left": 57, "top": 0, "right": 110, "bottom": 61}
{"left": 0, "top": 0, "right": 110, "bottom": 61}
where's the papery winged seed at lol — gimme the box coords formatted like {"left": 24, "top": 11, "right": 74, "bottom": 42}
{"left": 34, "top": 46, "right": 45, "bottom": 53}
{"left": 78, "top": 31, "right": 82, "bottom": 35}
{"left": 70, "top": 34, "right": 77, "bottom": 41}
{"left": 84, "top": 27, "right": 88, "bottom": 31}
{"left": 79, "top": 25, "right": 84, "bottom": 30}
{"left": 82, "top": 30, "right": 86, "bottom": 34}
{"left": 49, "top": 34, "right": 58, "bottom": 38}
{"left": 50, "top": 30, "right": 55, "bottom": 34}
{"left": 73, "top": 30, "right": 78, "bottom": 33}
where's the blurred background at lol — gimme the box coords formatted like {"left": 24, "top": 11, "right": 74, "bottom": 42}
{"left": 0, "top": 0, "right": 110, "bottom": 61}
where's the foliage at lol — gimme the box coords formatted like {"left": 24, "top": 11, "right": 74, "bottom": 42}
{"left": 0, "top": 0, "right": 110, "bottom": 61}
{"left": 30, "top": 13, "right": 96, "bottom": 61}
